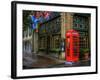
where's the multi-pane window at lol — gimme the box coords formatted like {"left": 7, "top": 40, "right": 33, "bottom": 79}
{"left": 39, "top": 17, "right": 61, "bottom": 34}
{"left": 73, "top": 15, "right": 88, "bottom": 30}
{"left": 50, "top": 35, "right": 60, "bottom": 49}
{"left": 39, "top": 16, "right": 61, "bottom": 51}
{"left": 73, "top": 14, "right": 90, "bottom": 49}
{"left": 39, "top": 36, "right": 47, "bottom": 49}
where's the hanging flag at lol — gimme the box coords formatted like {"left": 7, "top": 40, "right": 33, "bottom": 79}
{"left": 38, "top": 16, "right": 44, "bottom": 23}
{"left": 31, "top": 15, "right": 36, "bottom": 22}
{"left": 32, "top": 23, "right": 36, "bottom": 30}
{"left": 35, "top": 11, "right": 41, "bottom": 19}
{"left": 31, "top": 15, "right": 39, "bottom": 30}
{"left": 43, "top": 11, "right": 51, "bottom": 20}
{"left": 30, "top": 11, "right": 52, "bottom": 32}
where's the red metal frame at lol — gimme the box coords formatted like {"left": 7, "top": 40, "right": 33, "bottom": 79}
{"left": 65, "top": 30, "right": 80, "bottom": 62}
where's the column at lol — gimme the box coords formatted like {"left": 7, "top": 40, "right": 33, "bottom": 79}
{"left": 32, "top": 32, "right": 38, "bottom": 53}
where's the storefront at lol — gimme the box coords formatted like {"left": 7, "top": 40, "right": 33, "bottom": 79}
{"left": 38, "top": 15, "right": 61, "bottom": 58}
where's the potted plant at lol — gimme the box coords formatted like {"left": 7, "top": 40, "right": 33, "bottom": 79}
{"left": 83, "top": 48, "right": 90, "bottom": 61}
{"left": 80, "top": 48, "right": 90, "bottom": 61}
{"left": 50, "top": 48, "right": 60, "bottom": 53}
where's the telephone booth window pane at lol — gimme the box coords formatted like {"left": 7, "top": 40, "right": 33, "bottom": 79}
{"left": 67, "top": 37, "right": 70, "bottom": 56}
{"left": 73, "top": 36, "right": 79, "bottom": 56}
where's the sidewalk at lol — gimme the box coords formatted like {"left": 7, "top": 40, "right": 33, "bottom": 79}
{"left": 23, "top": 53, "right": 90, "bottom": 69}
{"left": 31, "top": 54, "right": 65, "bottom": 68}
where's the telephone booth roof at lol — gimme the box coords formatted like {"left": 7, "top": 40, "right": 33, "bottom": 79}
{"left": 66, "top": 29, "right": 79, "bottom": 36}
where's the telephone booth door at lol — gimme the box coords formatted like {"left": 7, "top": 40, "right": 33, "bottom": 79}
{"left": 65, "top": 30, "right": 79, "bottom": 62}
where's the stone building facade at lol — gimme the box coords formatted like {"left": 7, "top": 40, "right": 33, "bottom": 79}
{"left": 23, "top": 12, "right": 90, "bottom": 60}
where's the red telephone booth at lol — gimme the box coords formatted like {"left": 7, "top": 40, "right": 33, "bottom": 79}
{"left": 65, "top": 30, "right": 79, "bottom": 62}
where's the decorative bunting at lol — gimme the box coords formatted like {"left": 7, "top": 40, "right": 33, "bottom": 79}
{"left": 30, "top": 11, "right": 57, "bottom": 32}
